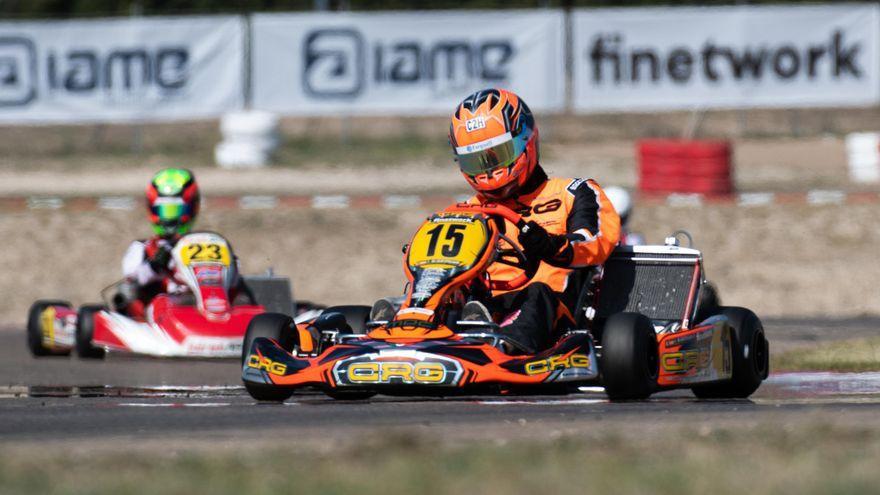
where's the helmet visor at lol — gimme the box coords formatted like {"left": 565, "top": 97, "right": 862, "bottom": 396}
{"left": 456, "top": 132, "right": 525, "bottom": 176}
{"left": 152, "top": 197, "right": 187, "bottom": 223}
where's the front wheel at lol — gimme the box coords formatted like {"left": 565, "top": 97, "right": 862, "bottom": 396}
{"left": 692, "top": 307, "right": 769, "bottom": 399}
{"left": 242, "top": 313, "right": 297, "bottom": 402}
{"left": 76, "top": 305, "right": 107, "bottom": 359}
{"left": 600, "top": 312, "right": 659, "bottom": 401}
{"left": 27, "top": 300, "right": 72, "bottom": 357}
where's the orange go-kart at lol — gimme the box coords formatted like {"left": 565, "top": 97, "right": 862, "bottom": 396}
{"left": 242, "top": 203, "right": 768, "bottom": 401}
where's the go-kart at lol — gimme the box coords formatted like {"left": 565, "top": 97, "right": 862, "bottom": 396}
{"left": 242, "top": 203, "right": 769, "bottom": 401}
{"left": 27, "top": 232, "right": 294, "bottom": 359}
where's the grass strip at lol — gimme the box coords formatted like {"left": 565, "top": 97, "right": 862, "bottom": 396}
{"left": 773, "top": 337, "right": 880, "bottom": 372}
{"left": 1, "top": 424, "right": 879, "bottom": 495}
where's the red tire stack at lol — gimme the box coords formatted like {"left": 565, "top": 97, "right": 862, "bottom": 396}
{"left": 637, "top": 139, "right": 734, "bottom": 197}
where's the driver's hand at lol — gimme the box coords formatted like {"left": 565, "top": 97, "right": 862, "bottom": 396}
{"left": 518, "top": 221, "right": 565, "bottom": 262}
{"left": 148, "top": 245, "right": 172, "bottom": 273}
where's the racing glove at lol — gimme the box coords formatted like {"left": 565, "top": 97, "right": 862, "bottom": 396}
{"left": 517, "top": 221, "right": 567, "bottom": 262}
{"left": 148, "top": 245, "right": 172, "bottom": 274}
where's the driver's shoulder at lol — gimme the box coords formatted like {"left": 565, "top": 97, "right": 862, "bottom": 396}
{"left": 125, "top": 239, "right": 148, "bottom": 251}
{"left": 544, "top": 177, "right": 599, "bottom": 197}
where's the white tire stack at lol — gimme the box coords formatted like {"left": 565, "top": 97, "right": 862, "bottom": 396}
{"left": 845, "top": 132, "right": 880, "bottom": 183}
{"left": 214, "top": 111, "right": 280, "bottom": 168}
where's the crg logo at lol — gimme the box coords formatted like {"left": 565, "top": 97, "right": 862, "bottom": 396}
{"left": 347, "top": 361, "right": 447, "bottom": 384}
{"left": 333, "top": 354, "right": 464, "bottom": 386}
{"left": 517, "top": 199, "right": 562, "bottom": 217}
{"left": 524, "top": 353, "right": 591, "bottom": 375}
{"left": 247, "top": 354, "right": 288, "bottom": 375}
{"left": 303, "top": 28, "right": 515, "bottom": 98}
{"left": 0, "top": 37, "right": 37, "bottom": 106}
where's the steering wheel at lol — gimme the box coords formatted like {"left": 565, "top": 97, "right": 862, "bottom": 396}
{"left": 444, "top": 203, "right": 540, "bottom": 291}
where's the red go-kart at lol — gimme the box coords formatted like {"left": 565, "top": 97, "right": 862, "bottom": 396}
{"left": 28, "top": 232, "right": 283, "bottom": 359}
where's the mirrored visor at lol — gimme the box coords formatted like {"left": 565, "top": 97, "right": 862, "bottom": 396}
{"left": 152, "top": 197, "right": 186, "bottom": 222}
{"left": 456, "top": 132, "right": 524, "bottom": 176}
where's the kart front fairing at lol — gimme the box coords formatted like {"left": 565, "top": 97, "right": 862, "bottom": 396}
{"left": 244, "top": 330, "right": 599, "bottom": 393}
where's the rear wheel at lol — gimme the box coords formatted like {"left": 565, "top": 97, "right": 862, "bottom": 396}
{"left": 26, "top": 300, "right": 72, "bottom": 357}
{"left": 76, "top": 305, "right": 107, "bottom": 359}
{"left": 694, "top": 282, "right": 721, "bottom": 324}
{"left": 320, "top": 305, "right": 372, "bottom": 334}
{"left": 600, "top": 312, "right": 658, "bottom": 401}
{"left": 242, "top": 313, "right": 297, "bottom": 402}
{"left": 692, "top": 306, "right": 769, "bottom": 399}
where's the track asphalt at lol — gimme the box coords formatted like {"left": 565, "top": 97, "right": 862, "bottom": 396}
{"left": 1, "top": 318, "right": 879, "bottom": 446}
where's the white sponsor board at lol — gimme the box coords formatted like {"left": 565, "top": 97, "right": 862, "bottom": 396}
{"left": 252, "top": 11, "right": 565, "bottom": 115}
{"left": 572, "top": 5, "right": 880, "bottom": 112}
{"left": 0, "top": 16, "right": 243, "bottom": 123}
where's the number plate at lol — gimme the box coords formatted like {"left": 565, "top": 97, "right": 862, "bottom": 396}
{"left": 179, "top": 240, "right": 231, "bottom": 266}
{"left": 408, "top": 214, "right": 488, "bottom": 271}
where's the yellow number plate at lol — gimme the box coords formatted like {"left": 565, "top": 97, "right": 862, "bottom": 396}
{"left": 408, "top": 216, "right": 488, "bottom": 270}
{"left": 180, "top": 242, "right": 231, "bottom": 266}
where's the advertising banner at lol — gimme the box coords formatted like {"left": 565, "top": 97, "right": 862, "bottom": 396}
{"left": 572, "top": 5, "right": 880, "bottom": 112}
{"left": 0, "top": 16, "right": 244, "bottom": 123}
{"left": 252, "top": 11, "right": 566, "bottom": 115}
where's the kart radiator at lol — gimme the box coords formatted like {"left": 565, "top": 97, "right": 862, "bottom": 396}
{"left": 596, "top": 251, "right": 699, "bottom": 323}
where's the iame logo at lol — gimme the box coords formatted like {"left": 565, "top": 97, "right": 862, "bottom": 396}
{"left": 0, "top": 37, "right": 37, "bottom": 107}
{"left": 465, "top": 116, "right": 486, "bottom": 132}
{"left": 303, "top": 29, "right": 365, "bottom": 98}
{"left": 303, "top": 28, "right": 516, "bottom": 98}
{"left": 45, "top": 47, "right": 189, "bottom": 95}
{"left": 0, "top": 36, "right": 190, "bottom": 107}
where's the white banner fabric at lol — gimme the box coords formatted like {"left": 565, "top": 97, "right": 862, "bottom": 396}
{"left": 252, "top": 11, "right": 566, "bottom": 116}
{"left": 572, "top": 5, "right": 880, "bottom": 112}
{"left": 0, "top": 16, "right": 244, "bottom": 123}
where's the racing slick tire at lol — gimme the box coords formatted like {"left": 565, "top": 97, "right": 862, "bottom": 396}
{"left": 76, "top": 305, "right": 107, "bottom": 359}
{"left": 694, "top": 282, "right": 721, "bottom": 324}
{"left": 600, "top": 312, "right": 659, "bottom": 401}
{"left": 320, "top": 305, "right": 372, "bottom": 335}
{"left": 27, "top": 300, "right": 73, "bottom": 357}
{"left": 242, "top": 312, "right": 297, "bottom": 402}
{"left": 691, "top": 307, "right": 769, "bottom": 399}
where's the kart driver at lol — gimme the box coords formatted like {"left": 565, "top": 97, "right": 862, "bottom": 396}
{"left": 448, "top": 88, "right": 621, "bottom": 353}
{"left": 116, "top": 168, "right": 200, "bottom": 317}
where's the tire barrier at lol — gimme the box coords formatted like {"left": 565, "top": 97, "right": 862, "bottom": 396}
{"left": 638, "top": 139, "right": 734, "bottom": 197}
{"left": 845, "top": 132, "right": 880, "bottom": 183}
{"left": 214, "top": 111, "right": 280, "bottom": 168}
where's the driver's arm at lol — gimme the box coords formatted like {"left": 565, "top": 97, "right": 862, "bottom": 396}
{"left": 551, "top": 179, "right": 621, "bottom": 268}
{"left": 121, "top": 240, "right": 166, "bottom": 286}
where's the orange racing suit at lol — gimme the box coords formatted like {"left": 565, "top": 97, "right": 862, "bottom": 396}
{"left": 464, "top": 166, "right": 621, "bottom": 351}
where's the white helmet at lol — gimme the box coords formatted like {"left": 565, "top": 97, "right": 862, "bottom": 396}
{"left": 604, "top": 186, "right": 632, "bottom": 226}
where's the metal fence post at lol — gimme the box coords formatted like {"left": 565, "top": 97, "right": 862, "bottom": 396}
{"left": 242, "top": 13, "right": 253, "bottom": 110}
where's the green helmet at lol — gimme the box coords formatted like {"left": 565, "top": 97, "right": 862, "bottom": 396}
{"left": 145, "top": 168, "right": 200, "bottom": 237}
